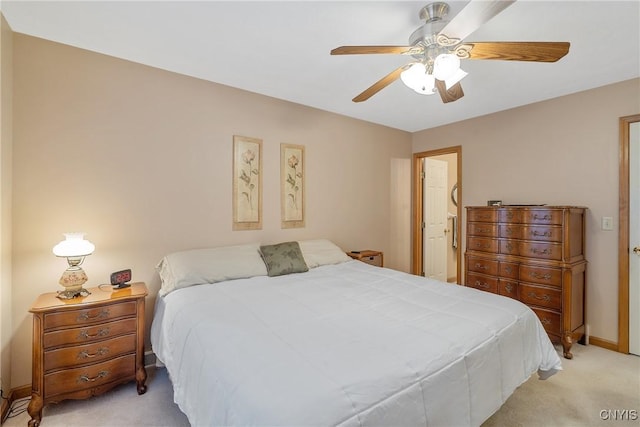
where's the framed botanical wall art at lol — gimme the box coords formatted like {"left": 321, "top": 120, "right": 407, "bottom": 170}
{"left": 281, "top": 143, "right": 305, "bottom": 228}
{"left": 233, "top": 135, "right": 262, "bottom": 230}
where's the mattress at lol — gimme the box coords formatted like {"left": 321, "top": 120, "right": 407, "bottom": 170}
{"left": 151, "top": 260, "right": 561, "bottom": 426}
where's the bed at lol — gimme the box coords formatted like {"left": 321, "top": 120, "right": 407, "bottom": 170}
{"left": 151, "top": 240, "right": 561, "bottom": 426}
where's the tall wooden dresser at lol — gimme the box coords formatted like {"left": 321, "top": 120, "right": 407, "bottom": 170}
{"left": 464, "top": 206, "right": 586, "bottom": 359}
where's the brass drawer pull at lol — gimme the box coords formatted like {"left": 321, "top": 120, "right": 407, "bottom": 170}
{"left": 475, "top": 242, "right": 490, "bottom": 249}
{"left": 78, "top": 328, "right": 110, "bottom": 340}
{"left": 533, "top": 214, "right": 552, "bottom": 221}
{"left": 527, "top": 292, "right": 551, "bottom": 302}
{"left": 474, "top": 280, "right": 489, "bottom": 289}
{"left": 504, "top": 266, "right": 513, "bottom": 274}
{"left": 529, "top": 271, "right": 552, "bottom": 281}
{"left": 504, "top": 227, "right": 515, "bottom": 235}
{"left": 506, "top": 212, "right": 514, "bottom": 219}
{"left": 540, "top": 317, "right": 551, "bottom": 325}
{"left": 474, "top": 263, "right": 488, "bottom": 270}
{"left": 532, "top": 230, "right": 551, "bottom": 237}
{"left": 77, "top": 347, "right": 110, "bottom": 359}
{"left": 505, "top": 242, "right": 514, "bottom": 251}
{"left": 477, "top": 228, "right": 491, "bottom": 233}
{"left": 78, "top": 370, "right": 109, "bottom": 383}
{"left": 505, "top": 284, "right": 514, "bottom": 293}
{"left": 531, "top": 248, "right": 552, "bottom": 255}
{"left": 77, "top": 309, "right": 110, "bottom": 322}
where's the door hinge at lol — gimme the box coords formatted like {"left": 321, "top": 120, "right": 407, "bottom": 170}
{"left": 421, "top": 222, "right": 426, "bottom": 229}
{"left": 420, "top": 171, "right": 425, "bottom": 179}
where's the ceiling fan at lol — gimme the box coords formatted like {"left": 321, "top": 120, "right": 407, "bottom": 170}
{"left": 330, "top": 0, "right": 570, "bottom": 104}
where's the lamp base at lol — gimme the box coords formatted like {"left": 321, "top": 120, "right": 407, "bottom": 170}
{"left": 56, "top": 287, "right": 91, "bottom": 300}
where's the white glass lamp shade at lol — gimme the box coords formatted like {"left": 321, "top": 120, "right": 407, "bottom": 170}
{"left": 433, "top": 53, "right": 461, "bottom": 81}
{"left": 53, "top": 233, "right": 95, "bottom": 299}
{"left": 401, "top": 63, "right": 436, "bottom": 95}
{"left": 53, "top": 233, "right": 95, "bottom": 257}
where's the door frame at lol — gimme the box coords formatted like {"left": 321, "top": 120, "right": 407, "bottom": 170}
{"left": 618, "top": 114, "right": 640, "bottom": 354}
{"left": 412, "top": 146, "right": 462, "bottom": 280}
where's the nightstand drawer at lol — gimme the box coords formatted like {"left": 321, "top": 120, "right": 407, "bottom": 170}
{"left": 347, "top": 250, "right": 383, "bottom": 267}
{"left": 44, "top": 301, "right": 137, "bottom": 330}
{"left": 44, "top": 334, "right": 137, "bottom": 372}
{"left": 44, "top": 354, "right": 135, "bottom": 398}
{"left": 43, "top": 318, "right": 137, "bottom": 349}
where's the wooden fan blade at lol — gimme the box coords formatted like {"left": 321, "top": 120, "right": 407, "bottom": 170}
{"left": 463, "top": 42, "right": 570, "bottom": 62}
{"left": 439, "top": 0, "right": 516, "bottom": 44}
{"left": 435, "top": 80, "right": 464, "bottom": 103}
{"left": 331, "top": 45, "right": 423, "bottom": 55}
{"left": 353, "top": 65, "right": 408, "bottom": 103}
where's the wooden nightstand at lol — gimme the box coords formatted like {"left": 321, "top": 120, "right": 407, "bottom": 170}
{"left": 27, "top": 282, "right": 148, "bottom": 427}
{"left": 347, "top": 250, "right": 383, "bottom": 267}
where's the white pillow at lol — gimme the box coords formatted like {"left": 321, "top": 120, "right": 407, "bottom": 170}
{"left": 298, "top": 239, "right": 351, "bottom": 268}
{"left": 156, "top": 243, "right": 268, "bottom": 296}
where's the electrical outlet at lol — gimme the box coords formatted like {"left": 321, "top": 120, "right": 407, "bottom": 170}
{"left": 602, "top": 216, "right": 614, "bottom": 231}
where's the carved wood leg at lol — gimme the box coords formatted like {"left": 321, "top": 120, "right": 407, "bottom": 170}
{"left": 136, "top": 365, "right": 148, "bottom": 395}
{"left": 562, "top": 332, "right": 574, "bottom": 359}
{"left": 27, "top": 394, "right": 43, "bottom": 427}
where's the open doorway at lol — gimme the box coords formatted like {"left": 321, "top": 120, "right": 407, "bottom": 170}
{"left": 412, "top": 146, "right": 462, "bottom": 283}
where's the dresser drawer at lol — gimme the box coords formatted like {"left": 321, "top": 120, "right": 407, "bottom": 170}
{"left": 498, "top": 262, "right": 519, "bottom": 279}
{"left": 498, "top": 279, "right": 518, "bottom": 300}
{"left": 44, "top": 334, "right": 136, "bottom": 372}
{"left": 520, "top": 284, "right": 562, "bottom": 310}
{"left": 467, "top": 256, "right": 498, "bottom": 275}
{"left": 522, "top": 225, "right": 563, "bottom": 242}
{"left": 523, "top": 209, "right": 564, "bottom": 225}
{"left": 466, "top": 273, "right": 498, "bottom": 293}
{"left": 531, "top": 307, "right": 562, "bottom": 335}
{"left": 44, "top": 354, "right": 135, "bottom": 398}
{"left": 44, "top": 301, "right": 137, "bottom": 330}
{"left": 468, "top": 237, "right": 498, "bottom": 253}
{"left": 520, "top": 265, "right": 562, "bottom": 287}
{"left": 468, "top": 223, "right": 498, "bottom": 237}
{"left": 468, "top": 209, "right": 497, "bottom": 223}
{"left": 44, "top": 318, "right": 137, "bottom": 349}
{"left": 499, "top": 224, "right": 522, "bottom": 239}
{"left": 521, "top": 241, "right": 562, "bottom": 261}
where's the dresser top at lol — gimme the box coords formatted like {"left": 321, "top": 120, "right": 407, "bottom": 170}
{"left": 466, "top": 205, "right": 587, "bottom": 209}
{"left": 30, "top": 282, "right": 148, "bottom": 313}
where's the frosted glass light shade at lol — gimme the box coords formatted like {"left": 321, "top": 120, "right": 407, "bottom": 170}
{"left": 433, "top": 53, "right": 461, "bottom": 81}
{"left": 400, "top": 63, "right": 427, "bottom": 90}
{"left": 53, "top": 233, "right": 95, "bottom": 257}
{"left": 401, "top": 63, "right": 435, "bottom": 95}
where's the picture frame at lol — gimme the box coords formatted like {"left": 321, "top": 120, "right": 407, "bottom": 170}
{"left": 232, "top": 135, "right": 262, "bottom": 230}
{"left": 280, "top": 143, "right": 305, "bottom": 228}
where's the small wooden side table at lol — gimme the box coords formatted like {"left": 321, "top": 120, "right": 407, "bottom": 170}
{"left": 27, "top": 282, "right": 148, "bottom": 427}
{"left": 347, "top": 250, "right": 383, "bottom": 267}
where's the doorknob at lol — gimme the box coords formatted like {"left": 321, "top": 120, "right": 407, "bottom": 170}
{"left": 633, "top": 246, "right": 640, "bottom": 254}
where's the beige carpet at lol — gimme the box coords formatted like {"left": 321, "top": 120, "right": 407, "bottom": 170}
{"left": 3, "top": 344, "right": 639, "bottom": 427}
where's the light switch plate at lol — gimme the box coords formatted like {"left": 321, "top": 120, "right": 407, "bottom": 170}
{"left": 602, "top": 216, "right": 613, "bottom": 231}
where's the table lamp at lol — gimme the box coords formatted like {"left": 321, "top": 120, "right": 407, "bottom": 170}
{"left": 52, "top": 232, "right": 95, "bottom": 299}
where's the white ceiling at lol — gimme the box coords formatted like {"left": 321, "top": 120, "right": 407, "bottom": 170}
{"left": 2, "top": 0, "right": 639, "bottom": 132}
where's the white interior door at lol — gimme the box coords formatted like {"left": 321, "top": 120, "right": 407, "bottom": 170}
{"left": 629, "top": 121, "right": 640, "bottom": 356}
{"left": 423, "top": 158, "right": 447, "bottom": 281}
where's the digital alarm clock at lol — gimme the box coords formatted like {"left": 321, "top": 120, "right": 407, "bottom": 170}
{"left": 110, "top": 269, "right": 132, "bottom": 289}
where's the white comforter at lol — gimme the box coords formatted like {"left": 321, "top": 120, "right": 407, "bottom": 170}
{"left": 151, "top": 261, "right": 561, "bottom": 427}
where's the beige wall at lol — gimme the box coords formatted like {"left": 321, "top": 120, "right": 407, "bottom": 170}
{"left": 10, "top": 34, "right": 412, "bottom": 387}
{"left": 413, "top": 78, "right": 640, "bottom": 344}
{"left": 0, "top": 12, "right": 14, "bottom": 394}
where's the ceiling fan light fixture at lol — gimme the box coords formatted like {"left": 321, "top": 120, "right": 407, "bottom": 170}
{"left": 433, "top": 53, "right": 460, "bottom": 81}
{"left": 444, "top": 68, "right": 467, "bottom": 90}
